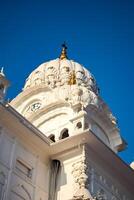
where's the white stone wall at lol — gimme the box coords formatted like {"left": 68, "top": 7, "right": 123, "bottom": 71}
{"left": 54, "top": 145, "right": 132, "bottom": 200}
{"left": 56, "top": 150, "right": 82, "bottom": 200}
{"left": 0, "top": 125, "right": 49, "bottom": 200}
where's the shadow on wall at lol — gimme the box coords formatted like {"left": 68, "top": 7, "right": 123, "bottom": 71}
{"left": 48, "top": 159, "right": 67, "bottom": 200}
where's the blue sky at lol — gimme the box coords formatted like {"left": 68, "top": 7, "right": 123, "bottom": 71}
{"left": 0, "top": 0, "right": 134, "bottom": 164}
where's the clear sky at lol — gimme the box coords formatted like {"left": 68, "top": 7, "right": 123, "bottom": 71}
{"left": 0, "top": 0, "right": 134, "bottom": 164}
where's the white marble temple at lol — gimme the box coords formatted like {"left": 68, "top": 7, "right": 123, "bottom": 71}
{"left": 0, "top": 47, "right": 133, "bottom": 200}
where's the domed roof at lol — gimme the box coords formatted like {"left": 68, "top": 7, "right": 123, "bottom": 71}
{"left": 10, "top": 44, "right": 125, "bottom": 152}
{"left": 23, "top": 44, "right": 99, "bottom": 95}
{"left": 23, "top": 58, "right": 98, "bottom": 95}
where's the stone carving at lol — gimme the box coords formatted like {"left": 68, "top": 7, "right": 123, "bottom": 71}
{"left": 60, "top": 66, "right": 71, "bottom": 85}
{"left": 75, "top": 63, "right": 85, "bottom": 86}
{"left": 88, "top": 77, "right": 98, "bottom": 95}
{"left": 71, "top": 145, "right": 93, "bottom": 200}
{"left": 12, "top": 184, "right": 32, "bottom": 200}
{"left": 45, "top": 65, "right": 58, "bottom": 88}
{"left": 72, "top": 157, "right": 89, "bottom": 189}
{"left": 71, "top": 158, "right": 129, "bottom": 200}
{"left": 93, "top": 189, "right": 107, "bottom": 200}
{"left": 111, "top": 196, "right": 117, "bottom": 200}
{"left": 24, "top": 102, "right": 42, "bottom": 116}
{"left": 23, "top": 59, "right": 99, "bottom": 96}
{"left": 24, "top": 78, "right": 31, "bottom": 89}
{"left": 30, "top": 102, "right": 41, "bottom": 112}
{"left": 21, "top": 185, "right": 32, "bottom": 200}
{"left": 21, "top": 58, "right": 119, "bottom": 134}
{"left": 22, "top": 58, "right": 102, "bottom": 110}
{"left": 70, "top": 85, "right": 83, "bottom": 104}
{"left": 71, "top": 157, "right": 129, "bottom": 200}
{"left": 32, "top": 71, "right": 45, "bottom": 86}
{"left": 22, "top": 58, "right": 117, "bottom": 125}
{"left": 89, "top": 166, "right": 129, "bottom": 200}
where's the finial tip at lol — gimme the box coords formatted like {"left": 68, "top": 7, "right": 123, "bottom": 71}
{"left": 62, "top": 41, "right": 67, "bottom": 49}
{"left": 59, "top": 42, "right": 68, "bottom": 60}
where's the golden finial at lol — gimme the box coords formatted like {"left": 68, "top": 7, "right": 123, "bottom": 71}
{"left": 59, "top": 42, "right": 68, "bottom": 60}
{"left": 68, "top": 70, "right": 76, "bottom": 85}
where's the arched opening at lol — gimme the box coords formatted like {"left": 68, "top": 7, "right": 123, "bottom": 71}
{"left": 48, "top": 134, "right": 55, "bottom": 142}
{"left": 60, "top": 129, "right": 69, "bottom": 139}
{"left": 76, "top": 122, "right": 82, "bottom": 129}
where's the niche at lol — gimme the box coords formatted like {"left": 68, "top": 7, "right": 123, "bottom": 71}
{"left": 60, "top": 129, "right": 69, "bottom": 139}
{"left": 48, "top": 134, "right": 55, "bottom": 142}
{"left": 76, "top": 122, "right": 82, "bottom": 129}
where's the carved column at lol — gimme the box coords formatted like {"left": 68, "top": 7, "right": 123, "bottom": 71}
{"left": 71, "top": 144, "right": 94, "bottom": 200}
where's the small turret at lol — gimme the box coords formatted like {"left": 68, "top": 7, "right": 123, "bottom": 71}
{"left": 0, "top": 67, "right": 10, "bottom": 103}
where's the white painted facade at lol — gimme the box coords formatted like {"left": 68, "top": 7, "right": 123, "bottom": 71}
{"left": 10, "top": 57, "right": 124, "bottom": 153}
{"left": 0, "top": 49, "right": 134, "bottom": 200}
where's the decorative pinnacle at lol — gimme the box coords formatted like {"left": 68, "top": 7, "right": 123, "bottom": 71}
{"left": 59, "top": 42, "right": 68, "bottom": 60}
{"left": 0, "top": 67, "right": 5, "bottom": 76}
{"left": 68, "top": 70, "right": 76, "bottom": 85}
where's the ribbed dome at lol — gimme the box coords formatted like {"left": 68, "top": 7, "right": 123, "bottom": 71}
{"left": 10, "top": 46, "right": 124, "bottom": 153}
{"left": 23, "top": 58, "right": 99, "bottom": 95}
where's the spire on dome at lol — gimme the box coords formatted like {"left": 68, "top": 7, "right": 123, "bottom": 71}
{"left": 59, "top": 42, "right": 68, "bottom": 60}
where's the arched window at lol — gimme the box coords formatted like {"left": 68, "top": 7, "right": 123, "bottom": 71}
{"left": 48, "top": 134, "right": 55, "bottom": 142}
{"left": 60, "top": 129, "right": 69, "bottom": 139}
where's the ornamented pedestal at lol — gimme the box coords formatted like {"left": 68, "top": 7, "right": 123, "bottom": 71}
{"left": 71, "top": 145, "right": 94, "bottom": 200}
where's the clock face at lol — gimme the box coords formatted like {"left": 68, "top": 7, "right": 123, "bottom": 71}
{"left": 30, "top": 102, "right": 41, "bottom": 111}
